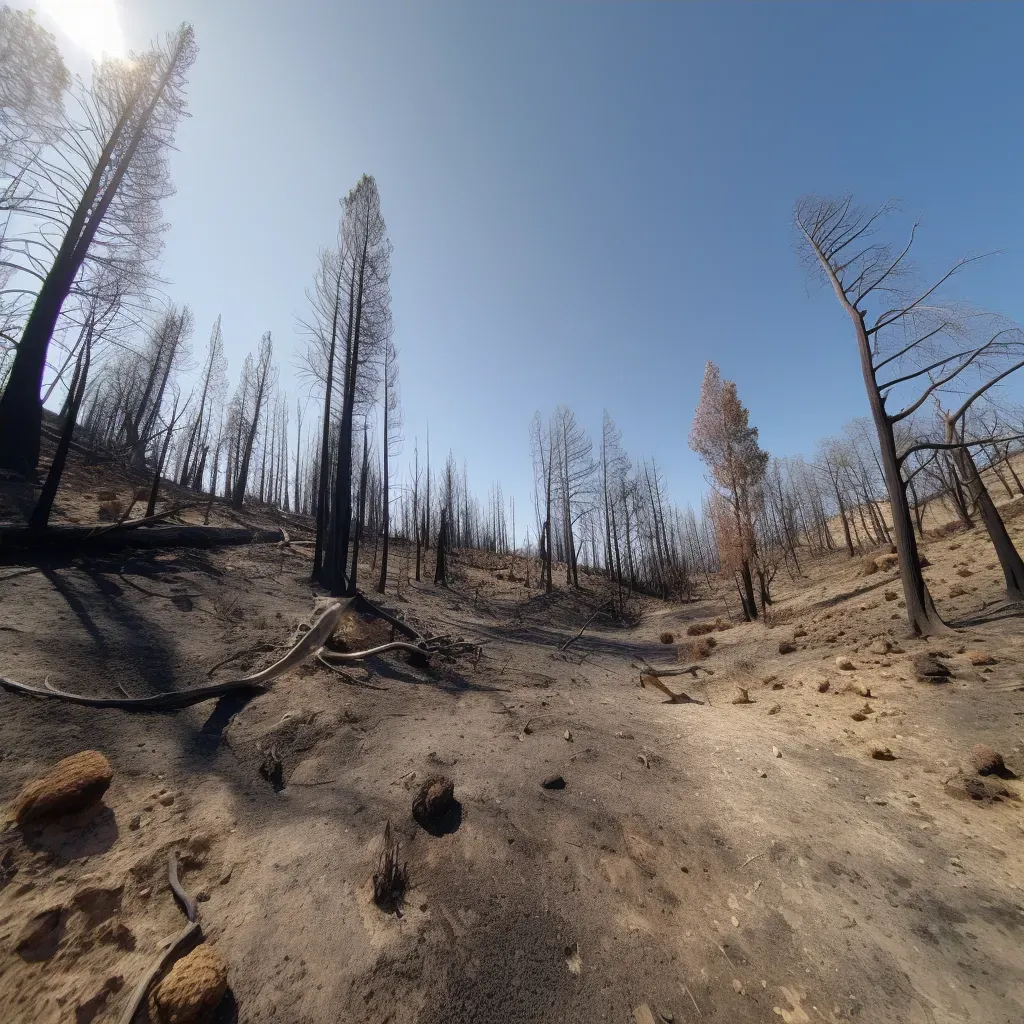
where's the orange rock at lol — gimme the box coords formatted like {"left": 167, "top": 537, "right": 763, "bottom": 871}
{"left": 11, "top": 751, "right": 113, "bottom": 824}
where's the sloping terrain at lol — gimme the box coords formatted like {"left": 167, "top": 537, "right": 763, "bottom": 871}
{"left": 1, "top": 479, "right": 1023, "bottom": 1024}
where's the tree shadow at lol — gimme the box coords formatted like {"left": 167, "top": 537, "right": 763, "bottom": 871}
{"left": 948, "top": 602, "right": 1024, "bottom": 628}
{"left": 194, "top": 691, "right": 260, "bottom": 757}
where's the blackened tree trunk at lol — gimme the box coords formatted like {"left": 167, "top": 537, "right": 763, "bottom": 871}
{"left": 434, "top": 507, "right": 449, "bottom": 585}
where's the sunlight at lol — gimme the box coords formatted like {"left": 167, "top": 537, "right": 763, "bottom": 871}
{"left": 40, "top": 0, "right": 126, "bottom": 60}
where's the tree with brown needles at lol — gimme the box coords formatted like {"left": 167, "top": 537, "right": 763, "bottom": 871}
{"left": 689, "top": 361, "right": 769, "bottom": 621}
{"left": 796, "top": 194, "right": 1024, "bottom": 632}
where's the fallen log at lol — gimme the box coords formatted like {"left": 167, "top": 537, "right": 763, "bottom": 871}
{"left": 0, "top": 523, "right": 286, "bottom": 554}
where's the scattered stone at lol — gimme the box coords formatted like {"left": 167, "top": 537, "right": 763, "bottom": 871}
{"left": 732, "top": 689, "right": 754, "bottom": 705}
{"left": 129, "top": 814, "right": 142, "bottom": 831}
{"left": 563, "top": 729, "right": 573, "bottom": 742}
{"left": 732, "top": 978, "right": 745, "bottom": 994}
{"left": 157, "top": 791, "right": 175, "bottom": 807}
{"left": 633, "top": 1005, "right": 658, "bottom": 1024}
{"left": 967, "top": 650, "right": 996, "bottom": 667}
{"left": 971, "top": 744, "right": 1006, "bottom": 776}
{"left": 75, "top": 975, "right": 124, "bottom": 1024}
{"left": 817, "top": 681, "right": 830, "bottom": 693}
{"left": 850, "top": 712, "right": 868, "bottom": 722}
{"left": 772, "top": 746, "right": 781, "bottom": 758}
{"left": 865, "top": 796, "right": 887, "bottom": 805}
{"left": 869, "top": 638, "right": 892, "bottom": 655}
{"left": 836, "top": 657, "right": 855, "bottom": 671}
{"left": 541, "top": 775, "right": 566, "bottom": 790}
{"left": 148, "top": 943, "right": 228, "bottom": 1024}
{"left": 758, "top": 770, "right": 768, "bottom": 778}
{"left": 412, "top": 776, "right": 455, "bottom": 826}
{"left": 11, "top": 751, "right": 113, "bottom": 825}
{"left": 871, "top": 747, "right": 896, "bottom": 761}
{"left": 767, "top": 703, "right": 781, "bottom": 715}
{"left": 824, "top": 634, "right": 838, "bottom": 644}
{"left": 659, "top": 632, "right": 675, "bottom": 645}
{"left": 778, "top": 642, "right": 797, "bottom": 655}
{"left": 956, "top": 567, "right": 973, "bottom": 578}
{"left": 911, "top": 653, "right": 952, "bottom": 682}
{"left": 945, "top": 770, "right": 1019, "bottom": 804}
{"left": 772, "top": 681, "right": 784, "bottom": 690}
{"left": 884, "top": 591, "right": 897, "bottom": 602}
{"left": 793, "top": 627, "right": 807, "bottom": 638}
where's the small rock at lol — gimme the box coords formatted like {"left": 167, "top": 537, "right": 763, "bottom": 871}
{"left": 884, "top": 591, "right": 897, "bottom": 601}
{"left": 772, "top": 681, "right": 784, "bottom": 690}
{"left": 732, "top": 978, "right": 744, "bottom": 994}
{"left": 128, "top": 814, "right": 142, "bottom": 831}
{"left": 971, "top": 744, "right": 1006, "bottom": 776}
{"left": 758, "top": 770, "right": 768, "bottom": 778}
{"left": 767, "top": 703, "right": 781, "bottom": 715}
{"left": 871, "top": 747, "right": 896, "bottom": 761}
{"left": 869, "top": 638, "right": 892, "bottom": 655}
{"left": 793, "top": 628, "right": 807, "bottom": 638}
{"left": 157, "top": 792, "right": 175, "bottom": 807}
{"left": 11, "top": 751, "right": 114, "bottom": 825}
{"left": 967, "top": 651, "right": 996, "bottom": 667}
{"left": 148, "top": 944, "right": 227, "bottom": 1024}
{"left": 541, "top": 775, "right": 566, "bottom": 790}
{"left": 836, "top": 657, "right": 855, "bottom": 671}
{"left": 732, "top": 689, "right": 754, "bottom": 705}
{"left": 865, "top": 796, "right": 887, "bottom": 805}
{"left": 139, "top": 888, "right": 151, "bottom": 899}
{"left": 911, "top": 653, "right": 952, "bottom": 682}
{"left": 850, "top": 712, "right": 868, "bottom": 722}
{"left": 633, "top": 1005, "right": 658, "bottom": 1024}
{"left": 817, "top": 681, "right": 830, "bottom": 693}
{"left": 778, "top": 642, "right": 797, "bottom": 655}
{"left": 564, "top": 729, "right": 573, "bottom": 742}
{"left": 412, "top": 776, "right": 455, "bottom": 826}
{"left": 772, "top": 746, "right": 781, "bottom": 758}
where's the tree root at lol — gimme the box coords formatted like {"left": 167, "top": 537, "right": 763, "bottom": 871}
{"left": 117, "top": 852, "right": 201, "bottom": 1024}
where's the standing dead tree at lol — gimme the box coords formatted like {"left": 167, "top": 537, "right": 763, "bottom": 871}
{"left": 796, "top": 194, "right": 1024, "bottom": 633}
{"left": 0, "top": 25, "right": 197, "bottom": 475}
{"left": 230, "top": 331, "right": 274, "bottom": 509}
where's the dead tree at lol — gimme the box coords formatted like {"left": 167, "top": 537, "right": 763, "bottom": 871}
{"left": 377, "top": 339, "right": 401, "bottom": 593}
{"left": 231, "top": 332, "right": 274, "bottom": 509}
{"left": 0, "top": 25, "right": 196, "bottom": 475}
{"left": 794, "top": 194, "right": 1016, "bottom": 634}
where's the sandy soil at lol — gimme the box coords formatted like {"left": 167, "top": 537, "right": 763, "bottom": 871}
{"left": 1, "top": 470, "right": 1023, "bottom": 1024}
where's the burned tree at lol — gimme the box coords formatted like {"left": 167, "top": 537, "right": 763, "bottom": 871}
{"left": 0, "top": 25, "right": 197, "bottom": 475}
{"left": 796, "top": 194, "right": 1024, "bottom": 633}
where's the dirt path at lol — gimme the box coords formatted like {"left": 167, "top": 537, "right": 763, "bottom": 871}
{"left": 1, "top": 526, "right": 1023, "bottom": 1023}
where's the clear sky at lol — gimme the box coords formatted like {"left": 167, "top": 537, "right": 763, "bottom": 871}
{"left": 19, "top": 1, "right": 1024, "bottom": 533}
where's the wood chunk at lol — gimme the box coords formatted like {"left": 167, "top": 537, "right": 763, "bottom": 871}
{"left": 11, "top": 751, "right": 113, "bottom": 824}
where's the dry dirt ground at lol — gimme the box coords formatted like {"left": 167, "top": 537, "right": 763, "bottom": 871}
{"left": 1, "top": 470, "right": 1023, "bottom": 1024}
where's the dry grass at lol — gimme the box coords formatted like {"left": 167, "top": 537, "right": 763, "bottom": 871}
{"left": 680, "top": 636, "right": 716, "bottom": 661}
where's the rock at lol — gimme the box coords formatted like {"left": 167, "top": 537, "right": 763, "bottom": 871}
{"left": 11, "top": 751, "right": 113, "bottom": 824}
{"left": 861, "top": 558, "right": 879, "bottom": 576}
{"left": 911, "top": 653, "right": 952, "bottom": 682}
{"left": 148, "top": 944, "right": 228, "bottom": 1024}
{"left": 945, "top": 771, "right": 1019, "bottom": 804}
{"left": 772, "top": 746, "right": 781, "bottom": 758}
{"left": 633, "top": 1005, "right": 658, "bottom": 1024}
{"left": 563, "top": 729, "right": 573, "bottom": 742}
{"left": 869, "top": 639, "right": 892, "bottom": 655}
{"left": 15, "top": 907, "right": 64, "bottom": 961}
{"left": 659, "top": 632, "right": 675, "bottom": 645}
{"left": 772, "top": 681, "right": 784, "bottom": 690}
{"left": 129, "top": 814, "right": 142, "bottom": 831}
{"left": 836, "top": 657, "right": 855, "bottom": 671}
{"left": 767, "top": 703, "right": 781, "bottom": 715}
{"left": 75, "top": 975, "right": 124, "bottom": 1024}
{"left": 824, "top": 634, "right": 838, "bottom": 644}
{"left": 778, "top": 642, "right": 797, "bottom": 655}
{"left": 971, "top": 744, "right": 1006, "bottom": 776}
{"left": 919, "top": 555, "right": 931, "bottom": 568}
{"left": 541, "top": 775, "right": 566, "bottom": 790}
{"left": 732, "top": 689, "right": 754, "bottom": 705}
{"left": 851, "top": 712, "right": 868, "bottom": 722}
{"left": 412, "top": 776, "right": 455, "bottom": 826}
{"left": 817, "top": 681, "right": 830, "bottom": 693}
{"left": 884, "top": 591, "right": 897, "bottom": 601}
{"left": 967, "top": 650, "right": 996, "bottom": 666}
{"left": 956, "top": 567, "right": 973, "bottom": 578}
{"left": 157, "top": 791, "right": 175, "bottom": 806}
{"left": 793, "top": 627, "right": 807, "bottom": 638}
{"left": 871, "top": 747, "right": 896, "bottom": 761}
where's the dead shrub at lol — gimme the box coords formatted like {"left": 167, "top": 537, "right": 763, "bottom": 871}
{"left": 97, "top": 499, "right": 124, "bottom": 522}
{"left": 372, "top": 821, "right": 407, "bottom": 913}
{"left": 681, "top": 638, "right": 713, "bottom": 660}
{"left": 714, "top": 618, "right": 732, "bottom": 631}
{"left": 659, "top": 631, "right": 675, "bottom": 645}
{"left": 686, "top": 621, "right": 716, "bottom": 637}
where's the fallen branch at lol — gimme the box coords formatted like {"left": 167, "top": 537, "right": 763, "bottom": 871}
{"left": 0, "top": 522, "right": 286, "bottom": 554}
{"left": 0, "top": 599, "right": 349, "bottom": 710}
{"left": 559, "top": 601, "right": 612, "bottom": 651}
{"left": 117, "top": 852, "right": 201, "bottom": 1024}
{"left": 640, "top": 673, "right": 705, "bottom": 705}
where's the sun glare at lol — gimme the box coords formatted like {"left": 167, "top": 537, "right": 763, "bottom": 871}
{"left": 40, "top": 0, "right": 126, "bottom": 60}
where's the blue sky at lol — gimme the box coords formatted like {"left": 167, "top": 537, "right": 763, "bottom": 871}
{"left": 22, "top": 1, "right": 1024, "bottom": 533}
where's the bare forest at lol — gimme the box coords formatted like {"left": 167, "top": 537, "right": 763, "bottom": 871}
{"left": 1, "top": 12, "right": 1023, "bottom": 1024}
